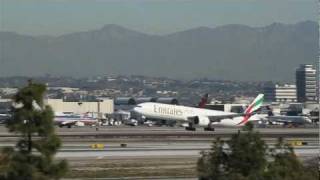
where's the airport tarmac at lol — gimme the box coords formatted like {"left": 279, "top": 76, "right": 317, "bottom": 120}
{"left": 0, "top": 125, "right": 318, "bottom": 136}
{"left": 59, "top": 140, "right": 317, "bottom": 179}
{"left": 1, "top": 125, "right": 318, "bottom": 160}
{"left": 0, "top": 125, "right": 318, "bottom": 179}
{"left": 56, "top": 142, "right": 319, "bottom": 159}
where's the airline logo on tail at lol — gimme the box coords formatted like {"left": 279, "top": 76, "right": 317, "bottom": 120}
{"left": 238, "top": 94, "right": 264, "bottom": 125}
{"left": 244, "top": 94, "right": 264, "bottom": 115}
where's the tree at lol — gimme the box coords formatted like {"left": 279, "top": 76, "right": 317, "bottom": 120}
{"left": 0, "top": 82, "right": 68, "bottom": 180}
{"left": 197, "top": 123, "right": 318, "bottom": 180}
{"left": 197, "top": 138, "right": 229, "bottom": 180}
{"left": 197, "top": 123, "right": 268, "bottom": 180}
{"left": 227, "top": 125, "right": 267, "bottom": 179}
{"left": 264, "top": 138, "right": 319, "bottom": 180}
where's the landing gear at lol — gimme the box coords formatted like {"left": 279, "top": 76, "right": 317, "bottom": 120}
{"left": 204, "top": 126, "right": 215, "bottom": 131}
{"left": 185, "top": 122, "right": 196, "bottom": 131}
{"left": 186, "top": 127, "right": 196, "bottom": 131}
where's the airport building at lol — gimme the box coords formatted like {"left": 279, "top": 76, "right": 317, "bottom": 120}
{"left": 264, "top": 84, "right": 297, "bottom": 103}
{"left": 296, "top": 64, "right": 317, "bottom": 103}
{"left": 318, "top": 59, "right": 320, "bottom": 103}
{"left": 46, "top": 98, "right": 114, "bottom": 115}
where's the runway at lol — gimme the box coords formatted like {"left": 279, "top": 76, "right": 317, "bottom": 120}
{"left": 56, "top": 143, "right": 319, "bottom": 159}
{"left": 0, "top": 125, "right": 318, "bottom": 179}
{"left": 56, "top": 140, "right": 318, "bottom": 179}
{"left": 0, "top": 126, "right": 318, "bottom": 138}
{"left": 53, "top": 126, "right": 320, "bottom": 163}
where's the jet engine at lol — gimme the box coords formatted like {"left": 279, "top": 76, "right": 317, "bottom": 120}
{"left": 191, "top": 116, "right": 210, "bottom": 126}
{"left": 186, "top": 116, "right": 212, "bottom": 131}
{"left": 218, "top": 118, "right": 235, "bottom": 126}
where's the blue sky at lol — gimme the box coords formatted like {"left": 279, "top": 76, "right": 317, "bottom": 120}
{"left": 0, "top": 0, "right": 317, "bottom": 36}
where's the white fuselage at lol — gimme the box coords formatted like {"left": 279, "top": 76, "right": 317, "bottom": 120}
{"left": 54, "top": 112, "right": 97, "bottom": 126}
{"left": 262, "top": 115, "right": 312, "bottom": 124}
{"left": 134, "top": 102, "right": 261, "bottom": 127}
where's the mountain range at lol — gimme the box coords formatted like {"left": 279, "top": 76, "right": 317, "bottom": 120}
{"left": 0, "top": 21, "right": 318, "bottom": 81}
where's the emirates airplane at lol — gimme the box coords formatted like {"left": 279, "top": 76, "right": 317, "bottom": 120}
{"left": 133, "top": 94, "right": 264, "bottom": 131}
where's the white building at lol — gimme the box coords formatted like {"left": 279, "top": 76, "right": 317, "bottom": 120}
{"left": 296, "top": 64, "right": 317, "bottom": 102}
{"left": 0, "top": 88, "right": 18, "bottom": 96}
{"left": 48, "top": 87, "right": 80, "bottom": 94}
{"left": 46, "top": 98, "right": 114, "bottom": 115}
{"left": 264, "top": 84, "right": 297, "bottom": 103}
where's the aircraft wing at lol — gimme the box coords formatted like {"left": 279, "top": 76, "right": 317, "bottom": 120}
{"left": 186, "top": 113, "right": 244, "bottom": 123}
{"left": 206, "top": 114, "right": 245, "bottom": 122}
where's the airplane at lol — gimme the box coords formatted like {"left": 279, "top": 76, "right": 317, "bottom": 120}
{"left": 258, "top": 106, "right": 312, "bottom": 126}
{"left": 265, "top": 115, "right": 312, "bottom": 126}
{"left": 11, "top": 101, "right": 99, "bottom": 128}
{"left": 54, "top": 112, "right": 98, "bottom": 128}
{"left": 133, "top": 94, "right": 264, "bottom": 131}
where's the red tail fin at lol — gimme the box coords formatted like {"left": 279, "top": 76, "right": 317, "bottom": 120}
{"left": 198, "top": 94, "right": 209, "bottom": 108}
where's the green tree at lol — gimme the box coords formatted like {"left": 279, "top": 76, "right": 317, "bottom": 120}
{"left": 197, "top": 138, "right": 229, "bottom": 180}
{"left": 264, "top": 138, "right": 319, "bottom": 180}
{"left": 197, "top": 124, "right": 319, "bottom": 180}
{"left": 197, "top": 123, "right": 268, "bottom": 180}
{"left": 0, "top": 82, "right": 68, "bottom": 180}
{"left": 227, "top": 124, "right": 267, "bottom": 179}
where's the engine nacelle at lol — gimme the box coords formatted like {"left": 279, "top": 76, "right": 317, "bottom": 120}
{"left": 218, "top": 118, "right": 236, "bottom": 126}
{"left": 191, "top": 116, "right": 210, "bottom": 126}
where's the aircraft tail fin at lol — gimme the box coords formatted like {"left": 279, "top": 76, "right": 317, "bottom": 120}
{"left": 237, "top": 94, "right": 264, "bottom": 126}
{"left": 198, "top": 94, "right": 209, "bottom": 108}
{"left": 244, "top": 94, "right": 264, "bottom": 115}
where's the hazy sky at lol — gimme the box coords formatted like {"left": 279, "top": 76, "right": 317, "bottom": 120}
{"left": 0, "top": 0, "right": 317, "bottom": 36}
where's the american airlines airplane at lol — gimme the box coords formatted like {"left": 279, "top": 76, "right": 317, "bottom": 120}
{"left": 54, "top": 112, "right": 98, "bottom": 128}
{"left": 133, "top": 94, "right": 264, "bottom": 131}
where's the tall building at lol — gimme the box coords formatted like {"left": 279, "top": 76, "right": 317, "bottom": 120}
{"left": 318, "top": 59, "right": 320, "bottom": 103}
{"left": 317, "top": 59, "right": 320, "bottom": 103}
{"left": 264, "top": 84, "right": 297, "bottom": 103}
{"left": 296, "top": 64, "right": 317, "bottom": 102}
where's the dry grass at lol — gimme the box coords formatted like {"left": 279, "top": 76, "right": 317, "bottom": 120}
{"left": 65, "top": 157, "right": 198, "bottom": 178}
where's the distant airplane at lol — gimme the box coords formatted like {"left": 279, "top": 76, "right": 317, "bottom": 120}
{"left": 134, "top": 94, "right": 264, "bottom": 131}
{"left": 260, "top": 106, "right": 312, "bottom": 126}
{"left": 54, "top": 112, "right": 98, "bottom": 128}
{"left": 266, "top": 116, "right": 312, "bottom": 126}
